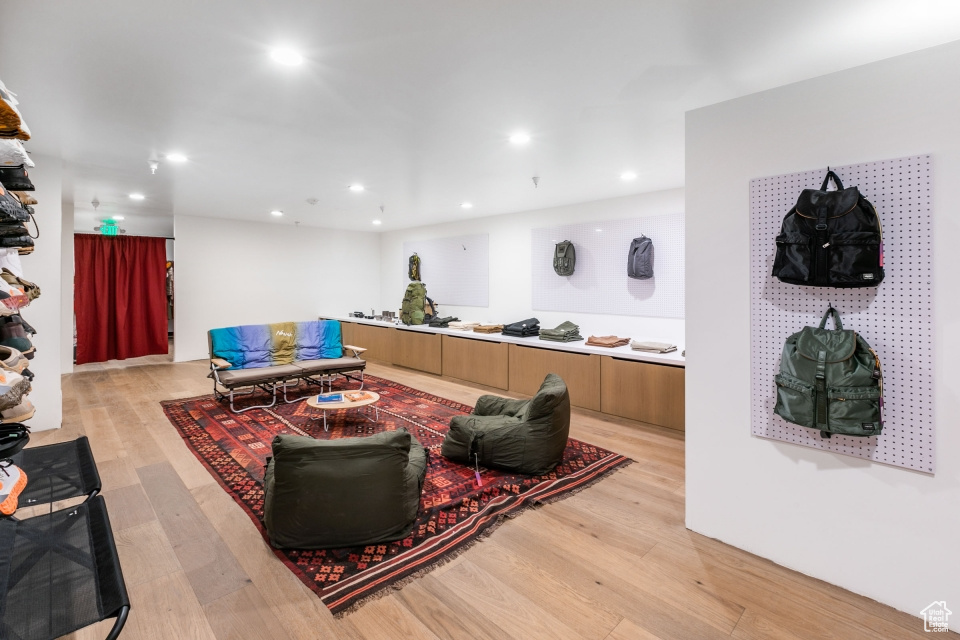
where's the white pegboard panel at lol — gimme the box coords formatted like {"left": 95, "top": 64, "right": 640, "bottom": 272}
{"left": 403, "top": 234, "right": 489, "bottom": 307}
{"left": 531, "top": 213, "right": 684, "bottom": 318}
{"left": 750, "top": 155, "right": 934, "bottom": 474}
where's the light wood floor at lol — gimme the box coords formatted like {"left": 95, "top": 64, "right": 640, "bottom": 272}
{"left": 34, "top": 355, "right": 940, "bottom": 639}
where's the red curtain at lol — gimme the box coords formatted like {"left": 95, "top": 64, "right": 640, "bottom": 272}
{"left": 74, "top": 235, "right": 169, "bottom": 364}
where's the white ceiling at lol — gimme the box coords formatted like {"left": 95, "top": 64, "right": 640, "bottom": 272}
{"left": 3, "top": 0, "right": 960, "bottom": 233}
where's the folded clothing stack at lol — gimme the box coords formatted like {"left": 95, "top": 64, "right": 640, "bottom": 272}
{"left": 585, "top": 335, "right": 630, "bottom": 348}
{"left": 473, "top": 324, "right": 503, "bottom": 334}
{"left": 502, "top": 318, "right": 540, "bottom": 338}
{"left": 448, "top": 321, "right": 480, "bottom": 331}
{"left": 630, "top": 340, "right": 678, "bottom": 353}
{"left": 428, "top": 316, "right": 458, "bottom": 328}
{"left": 539, "top": 321, "right": 583, "bottom": 343}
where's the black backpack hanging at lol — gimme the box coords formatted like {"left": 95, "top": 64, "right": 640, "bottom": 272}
{"left": 627, "top": 235, "right": 653, "bottom": 279}
{"left": 553, "top": 241, "right": 576, "bottom": 276}
{"left": 772, "top": 170, "right": 884, "bottom": 288}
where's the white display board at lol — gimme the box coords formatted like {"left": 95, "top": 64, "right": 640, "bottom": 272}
{"left": 531, "top": 213, "right": 684, "bottom": 318}
{"left": 403, "top": 234, "right": 489, "bottom": 307}
{"left": 750, "top": 155, "right": 934, "bottom": 474}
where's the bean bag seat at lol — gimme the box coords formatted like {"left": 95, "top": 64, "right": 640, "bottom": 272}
{"left": 263, "top": 428, "right": 427, "bottom": 549}
{"left": 441, "top": 373, "right": 570, "bottom": 475}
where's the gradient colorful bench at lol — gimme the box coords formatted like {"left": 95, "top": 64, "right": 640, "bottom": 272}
{"left": 207, "top": 320, "right": 366, "bottom": 413}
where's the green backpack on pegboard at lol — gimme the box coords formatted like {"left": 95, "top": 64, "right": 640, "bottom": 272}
{"left": 400, "top": 282, "right": 427, "bottom": 325}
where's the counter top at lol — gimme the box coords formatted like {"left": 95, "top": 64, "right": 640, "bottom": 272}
{"left": 323, "top": 315, "right": 685, "bottom": 368}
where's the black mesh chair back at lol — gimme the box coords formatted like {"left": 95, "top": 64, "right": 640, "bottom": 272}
{"left": 10, "top": 436, "right": 102, "bottom": 509}
{"left": 0, "top": 496, "right": 130, "bottom": 640}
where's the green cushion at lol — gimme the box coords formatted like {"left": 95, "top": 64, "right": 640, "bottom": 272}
{"left": 263, "top": 428, "right": 427, "bottom": 549}
{"left": 441, "top": 373, "right": 570, "bottom": 475}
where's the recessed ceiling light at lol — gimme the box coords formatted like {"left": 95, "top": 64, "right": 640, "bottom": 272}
{"left": 270, "top": 48, "right": 304, "bottom": 66}
{"left": 270, "top": 210, "right": 283, "bottom": 217}
{"left": 129, "top": 193, "right": 145, "bottom": 200}
{"left": 620, "top": 171, "right": 638, "bottom": 181}
{"left": 509, "top": 132, "right": 531, "bottom": 145}
{"left": 461, "top": 202, "right": 473, "bottom": 209}
{"left": 114, "top": 216, "right": 125, "bottom": 221}
{"left": 349, "top": 184, "right": 365, "bottom": 192}
{"left": 165, "top": 153, "right": 188, "bottom": 163}
{"left": 372, "top": 219, "right": 382, "bottom": 226}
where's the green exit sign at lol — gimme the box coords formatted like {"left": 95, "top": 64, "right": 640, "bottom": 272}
{"left": 100, "top": 220, "right": 118, "bottom": 236}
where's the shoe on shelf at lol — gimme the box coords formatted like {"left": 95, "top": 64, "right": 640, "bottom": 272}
{"left": 0, "top": 461, "right": 28, "bottom": 515}
{"left": 0, "top": 166, "right": 34, "bottom": 192}
{"left": 11, "top": 192, "right": 36, "bottom": 205}
{"left": 0, "top": 398, "right": 34, "bottom": 424}
{"left": 0, "top": 281, "right": 28, "bottom": 314}
{"left": 0, "top": 271, "right": 38, "bottom": 301}
{"left": 10, "top": 313, "right": 37, "bottom": 336}
{"left": 0, "top": 269, "right": 38, "bottom": 300}
{"left": 0, "top": 345, "right": 28, "bottom": 374}
{"left": 0, "top": 335, "right": 33, "bottom": 360}
{"left": 0, "top": 369, "right": 29, "bottom": 411}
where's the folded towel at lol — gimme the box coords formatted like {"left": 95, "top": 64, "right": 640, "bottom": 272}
{"left": 630, "top": 340, "right": 678, "bottom": 353}
{"left": 585, "top": 335, "right": 630, "bottom": 348}
{"left": 539, "top": 321, "right": 582, "bottom": 342}
{"left": 503, "top": 318, "right": 540, "bottom": 337}
{"left": 539, "top": 333, "right": 583, "bottom": 343}
{"left": 473, "top": 324, "right": 503, "bottom": 334}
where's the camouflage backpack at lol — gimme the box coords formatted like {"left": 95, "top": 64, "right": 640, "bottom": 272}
{"left": 401, "top": 282, "right": 427, "bottom": 325}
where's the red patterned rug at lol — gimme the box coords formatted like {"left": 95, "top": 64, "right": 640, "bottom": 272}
{"left": 161, "top": 375, "right": 630, "bottom": 615}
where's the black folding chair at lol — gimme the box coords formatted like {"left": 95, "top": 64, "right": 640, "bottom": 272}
{"left": 0, "top": 496, "right": 130, "bottom": 639}
{"left": 10, "top": 436, "right": 102, "bottom": 510}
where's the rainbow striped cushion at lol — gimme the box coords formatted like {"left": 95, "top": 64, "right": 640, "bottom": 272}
{"left": 209, "top": 320, "right": 343, "bottom": 369}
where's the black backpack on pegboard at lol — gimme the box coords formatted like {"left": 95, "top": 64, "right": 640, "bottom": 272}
{"left": 772, "top": 170, "right": 884, "bottom": 288}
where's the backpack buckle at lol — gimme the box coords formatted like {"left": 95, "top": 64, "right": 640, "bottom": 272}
{"left": 815, "top": 223, "right": 827, "bottom": 231}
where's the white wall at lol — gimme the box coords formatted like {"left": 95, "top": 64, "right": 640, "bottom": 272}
{"left": 686, "top": 41, "right": 960, "bottom": 624}
{"left": 23, "top": 155, "right": 63, "bottom": 429}
{"left": 173, "top": 215, "right": 381, "bottom": 362}
{"left": 379, "top": 190, "right": 685, "bottom": 345}
{"left": 60, "top": 198, "right": 74, "bottom": 374}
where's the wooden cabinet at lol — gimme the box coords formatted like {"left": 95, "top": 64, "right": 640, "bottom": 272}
{"left": 393, "top": 329, "right": 442, "bottom": 375}
{"left": 340, "top": 322, "right": 395, "bottom": 364}
{"left": 441, "top": 335, "right": 509, "bottom": 390}
{"left": 336, "top": 321, "right": 684, "bottom": 431}
{"left": 600, "top": 356, "right": 685, "bottom": 431}
{"left": 508, "top": 344, "right": 601, "bottom": 411}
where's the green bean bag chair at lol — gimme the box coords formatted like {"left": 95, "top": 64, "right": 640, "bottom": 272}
{"left": 441, "top": 373, "right": 570, "bottom": 475}
{"left": 263, "top": 428, "right": 427, "bottom": 549}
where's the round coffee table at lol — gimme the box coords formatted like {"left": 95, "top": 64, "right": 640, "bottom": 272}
{"left": 305, "top": 391, "right": 380, "bottom": 432}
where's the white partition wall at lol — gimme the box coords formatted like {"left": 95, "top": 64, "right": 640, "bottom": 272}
{"left": 686, "top": 41, "right": 960, "bottom": 624}
{"left": 174, "top": 216, "right": 381, "bottom": 362}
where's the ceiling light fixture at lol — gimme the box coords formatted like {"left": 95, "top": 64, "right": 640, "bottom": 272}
{"left": 620, "top": 171, "right": 638, "bottom": 181}
{"left": 372, "top": 219, "right": 382, "bottom": 226}
{"left": 349, "top": 184, "right": 365, "bottom": 192}
{"left": 270, "top": 210, "right": 283, "bottom": 217}
{"left": 114, "top": 216, "right": 125, "bottom": 221}
{"left": 129, "top": 193, "right": 145, "bottom": 201}
{"left": 165, "top": 152, "right": 188, "bottom": 163}
{"left": 509, "top": 132, "right": 531, "bottom": 145}
{"left": 270, "top": 48, "right": 304, "bottom": 66}
{"left": 461, "top": 202, "right": 473, "bottom": 210}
